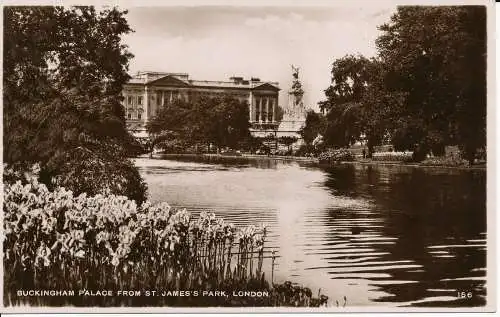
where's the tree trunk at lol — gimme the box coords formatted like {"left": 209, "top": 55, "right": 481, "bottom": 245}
{"left": 367, "top": 138, "right": 375, "bottom": 159}
{"left": 464, "top": 145, "right": 476, "bottom": 166}
{"left": 412, "top": 143, "right": 429, "bottom": 162}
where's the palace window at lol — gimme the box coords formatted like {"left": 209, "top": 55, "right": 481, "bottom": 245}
{"left": 268, "top": 99, "right": 274, "bottom": 122}
{"left": 127, "top": 107, "right": 134, "bottom": 119}
{"left": 261, "top": 98, "right": 268, "bottom": 122}
{"left": 137, "top": 96, "right": 143, "bottom": 105}
{"left": 156, "top": 92, "right": 163, "bottom": 106}
{"left": 255, "top": 99, "right": 261, "bottom": 122}
{"left": 127, "top": 96, "right": 133, "bottom": 105}
{"left": 138, "top": 112, "right": 142, "bottom": 120}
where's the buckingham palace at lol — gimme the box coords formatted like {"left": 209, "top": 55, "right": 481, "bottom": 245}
{"left": 122, "top": 71, "right": 280, "bottom": 139}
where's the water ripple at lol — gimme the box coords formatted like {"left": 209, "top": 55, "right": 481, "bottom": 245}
{"left": 136, "top": 157, "right": 487, "bottom": 308}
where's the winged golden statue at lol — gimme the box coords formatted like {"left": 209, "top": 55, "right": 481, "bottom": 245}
{"left": 291, "top": 64, "right": 300, "bottom": 80}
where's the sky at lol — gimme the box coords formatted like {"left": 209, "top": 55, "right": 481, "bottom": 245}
{"left": 121, "top": 4, "right": 397, "bottom": 111}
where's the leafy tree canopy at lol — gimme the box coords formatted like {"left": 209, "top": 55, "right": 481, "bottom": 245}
{"left": 313, "top": 6, "right": 486, "bottom": 163}
{"left": 147, "top": 95, "right": 252, "bottom": 151}
{"left": 299, "top": 110, "right": 327, "bottom": 145}
{"left": 319, "top": 55, "right": 378, "bottom": 148}
{"left": 4, "top": 6, "right": 147, "bottom": 203}
{"left": 376, "top": 6, "right": 486, "bottom": 161}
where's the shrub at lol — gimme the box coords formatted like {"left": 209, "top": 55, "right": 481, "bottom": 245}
{"left": 53, "top": 148, "right": 147, "bottom": 205}
{"left": 4, "top": 144, "right": 148, "bottom": 206}
{"left": 271, "top": 281, "right": 329, "bottom": 307}
{"left": 273, "top": 149, "right": 292, "bottom": 156}
{"left": 125, "top": 135, "right": 149, "bottom": 157}
{"left": 256, "top": 145, "right": 271, "bottom": 155}
{"left": 294, "top": 144, "right": 317, "bottom": 157}
{"left": 420, "top": 156, "right": 470, "bottom": 167}
{"left": 318, "top": 149, "right": 354, "bottom": 163}
{"left": 372, "top": 151, "right": 413, "bottom": 162}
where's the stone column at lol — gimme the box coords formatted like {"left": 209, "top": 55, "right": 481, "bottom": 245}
{"left": 265, "top": 98, "right": 269, "bottom": 123}
{"left": 271, "top": 98, "right": 275, "bottom": 122}
{"left": 144, "top": 86, "right": 149, "bottom": 122}
{"left": 151, "top": 89, "right": 156, "bottom": 117}
{"left": 249, "top": 92, "right": 253, "bottom": 122}
{"left": 254, "top": 98, "right": 260, "bottom": 122}
{"left": 259, "top": 98, "right": 262, "bottom": 123}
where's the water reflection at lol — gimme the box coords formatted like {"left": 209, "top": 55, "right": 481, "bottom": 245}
{"left": 156, "top": 154, "right": 301, "bottom": 170}
{"left": 135, "top": 157, "right": 486, "bottom": 307}
{"left": 324, "top": 164, "right": 487, "bottom": 307}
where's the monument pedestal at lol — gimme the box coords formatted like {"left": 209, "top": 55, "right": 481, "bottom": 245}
{"left": 276, "top": 65, "right": 306, "bottom": 143}
{"left": 276, "top": 119, "right": 304, "bottom": 138}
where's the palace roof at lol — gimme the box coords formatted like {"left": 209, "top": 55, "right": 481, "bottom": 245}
{"left": 126, "top": 71, "right": 280, "bottom": 91}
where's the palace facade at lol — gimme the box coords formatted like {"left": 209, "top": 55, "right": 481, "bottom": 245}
{"left": 122, "top": 71, "right": 280, "bottom": 139}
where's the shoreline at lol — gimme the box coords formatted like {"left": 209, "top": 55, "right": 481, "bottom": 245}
{"left": 336, "top": 160, "right": 486, "bottom": 171}
{"left": 141, "top": 153, "right": 486, "bottom": 171}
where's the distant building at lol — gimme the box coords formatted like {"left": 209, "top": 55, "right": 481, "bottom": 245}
{"left": 122, "top": 71, "right": 280, "bottom": 139}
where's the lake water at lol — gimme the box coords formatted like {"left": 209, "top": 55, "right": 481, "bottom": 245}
{"left": 134, "top": 156, "right": 487, "bottom": 308}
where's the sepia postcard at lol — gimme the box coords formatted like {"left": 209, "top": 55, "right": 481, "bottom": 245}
{"left": 0, "top": 0, "right": 496, "bottom": 314}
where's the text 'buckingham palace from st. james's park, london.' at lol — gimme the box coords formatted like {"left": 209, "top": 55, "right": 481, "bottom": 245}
{"left": 122, "top": 71, "right": 281, "bottom": 139}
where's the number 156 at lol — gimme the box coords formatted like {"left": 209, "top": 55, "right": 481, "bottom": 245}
{"left": 457, "top": 291, "right": 473, "bottom": 299}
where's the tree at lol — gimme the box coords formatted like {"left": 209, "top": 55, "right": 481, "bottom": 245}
{"left": 207, "top": 96, "right": 251, "bottom": 150}
{"left": 319, "top": 55, "right": 379, "bottom": 149}
{"left": 147, "top": 95, "right": 251, "bottom": 153}
{"left": 359, "top": 58, "right": 404, "bottom": 157}
{"left": 300, "top": 110, "right": 327, "bottom": 145}
{"left": 376, "top": 6, "right": 486, "bottom": 163}
{"left": 316, "top": 7, "right": 486, "bottom": 163}
{"left": 147, "top": 98, "right": 203, "bottom": 148}
{"left": 3, "top": 6, "right": 147, "bottom": 203}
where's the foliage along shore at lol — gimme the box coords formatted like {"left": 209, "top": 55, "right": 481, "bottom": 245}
{"left": 146, "top": 152, "right": 486, "bottom": 171}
